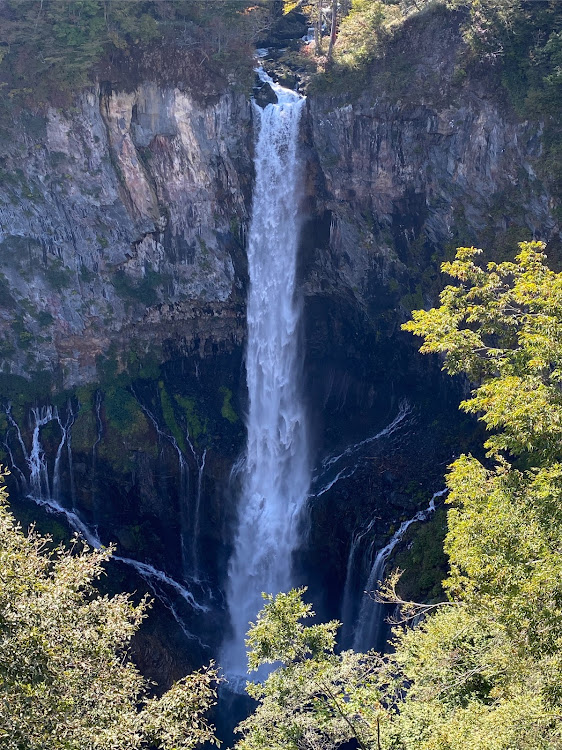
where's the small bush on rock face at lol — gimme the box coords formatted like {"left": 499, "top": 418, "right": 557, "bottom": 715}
{"left": 44, "top": 259, "right": 72, "bottom": 290}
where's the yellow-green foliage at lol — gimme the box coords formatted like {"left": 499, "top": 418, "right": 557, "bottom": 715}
{"left": 335, "top": 0, "right": 400, "bottom": 69}
{"left": 0, "top": 469, "right": 219, "bottom": 749}
{"left": 236, "top": 589, "right": 390, "bottom": 750}
{"left": 404, "top": 242, "right": 562, "bottom": 460}
{"left": 391, "top": 240, "right": 562, "bottom": 748}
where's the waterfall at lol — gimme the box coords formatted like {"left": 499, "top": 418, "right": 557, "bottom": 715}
{"left": 310, "top": 402, "right": 411, "bottom": 499}
{"left": 352, "top": 489, "right": 448, "bottom": 652}
{"left": 2, "top": 402, "right": 207, "bottom": 639}
{"left": 339, "top": 517, "right": 376, "bottom": 648}
{"left": 28, "top": 406, "right": 55, "bottom": 498}
{"left": 193, "top": 447, "right": 207, "bottom": 578}
{"left": 6, "top": 403, "right": 73, "bottom": 502}
{"left": 133, "top": 392, "right": 207, "bottom": 582}
{"left": 28, "top": 490, "right": 209, "bottom": 638}
{"left": 222, "top": 71, "right": 309, "bottom": 678}
{"left": 91, "top": 390, "right": 103, "bottom": 517}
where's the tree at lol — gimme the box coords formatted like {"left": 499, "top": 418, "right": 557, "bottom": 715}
{"left": 234, "top": 589, "right": 392, "bottom": 750}
{"left": 403, "top": 241, "right": 562, "bottom": 462}
{"left": 391, "top": 241, "right": 562, "bottom": 748}
{"left": 314, "top": 0, "right": 323, "bottom": 56}
{"left": 0, "top": 0, "right": 267, "bottom": 106}
{"left": 0, "top": 469, "right": 219, "bottom": 750}
{"left": 239, "top": 242, "right": 562, "bottom": 750}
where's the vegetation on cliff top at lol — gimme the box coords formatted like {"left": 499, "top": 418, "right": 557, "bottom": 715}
{"left": 0, "top": 0, "right": 272, "bottom": 106}
{"left": 2, "top": 0, "right": 559, "bottom": 196}
{"left": 234, "top": 242, "right": 562, "bottom": 749}
{"left": 307, "top": 0, "right": 561, "bottom": 114}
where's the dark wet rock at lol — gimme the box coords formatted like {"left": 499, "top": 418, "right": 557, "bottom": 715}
{"left": 254, "top": 81, "right": 278, "bottom": 108}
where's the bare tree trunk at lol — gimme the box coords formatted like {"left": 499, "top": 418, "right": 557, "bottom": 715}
{"left": 314, "top": 0, "right": 322, "bottom": 55}
{"left": 326, "top": 0, "right": 337, "bottom": 62}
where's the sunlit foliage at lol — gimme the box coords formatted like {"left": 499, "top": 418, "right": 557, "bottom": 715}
{"left": 0, "top": 469, "right": 219, "bottom": 750}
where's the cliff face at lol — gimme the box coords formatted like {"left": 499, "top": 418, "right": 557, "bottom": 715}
{"left": 1, "top": 10, "right": 558, "bottom": 396}
{"left": 0, "top": 83, "right": 252, "bottom": 386}
{"left": 1, "top": 7, "right": 560, "bottom": 683}
{"left": 295, "top": 8, "right": 560, "bottom": 616}
{"left": 305, "top": 9, "right": 557, "bottom": 311}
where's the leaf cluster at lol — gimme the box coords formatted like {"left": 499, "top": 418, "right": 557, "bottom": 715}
{"left": 0, "top": 468, "right": 219, "bottom": 750}
{"left": 404, "top": 242, "right": 562, "bottom": 461}
{"left": 392, "top": 241, "right": 562, "bottom": 747}
{"left": 237, "top": 589, "right": 392, "bottom": 750}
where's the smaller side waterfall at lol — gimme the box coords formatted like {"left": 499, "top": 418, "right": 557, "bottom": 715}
{"left": 193, "top": 447, "right": 207, "bottom": 577}
{"left": 310, "top": 402, "right": 411, "bottom": 499}
{"left": 29, "top": 490, "right": 209, "bottom": 641}
{"left": 339, "top": 518, "right": 376, "bottom": 647}
{"left": 5, "top": 402, "right": 75, "bottom": 502}
{"left": 2, "top": 402, "right": 208, "bottom": 640}
{"left": 133, "top": 393, "right": 207, "bottom": 582}
{"left": 351, "top": 489, "right": 448, "bottom": 652}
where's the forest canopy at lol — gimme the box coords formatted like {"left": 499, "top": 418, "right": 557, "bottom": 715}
{"left": 0, "top": 0, "right": 273, "bottom": 104}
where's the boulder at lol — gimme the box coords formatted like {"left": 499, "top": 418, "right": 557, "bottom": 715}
{"left": 253, "top": 81, "right": 278, "bottom": 108}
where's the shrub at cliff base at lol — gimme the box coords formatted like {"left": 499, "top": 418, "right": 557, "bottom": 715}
{"left": 0, "top": 469, "right": 219, "bottom": 750}
{"left": 237, "top": 243, "right": 562, "bottom": 750}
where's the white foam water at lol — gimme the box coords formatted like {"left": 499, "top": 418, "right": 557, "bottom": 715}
{"left": 222, "top": 71, "right": 309, "bottom": 679}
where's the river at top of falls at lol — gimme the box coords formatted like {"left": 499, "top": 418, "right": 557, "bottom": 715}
{"left": 222, "top": 70, "right": 309, "bottom": 681}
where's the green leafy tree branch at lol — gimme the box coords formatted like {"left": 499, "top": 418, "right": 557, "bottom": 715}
{"left": 0, "top": 468, "right": 219, "bottom": 750}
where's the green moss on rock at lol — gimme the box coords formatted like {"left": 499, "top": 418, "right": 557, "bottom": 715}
{"left": 393, "top": 507, "right": 448, "bottom": 603}
{"left": 219, "top": 386, "right": 238, "bottom": 424}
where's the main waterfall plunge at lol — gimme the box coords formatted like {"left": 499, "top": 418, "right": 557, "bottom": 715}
{"left": 222, "top": 73, "right": 309, "bottom": 677}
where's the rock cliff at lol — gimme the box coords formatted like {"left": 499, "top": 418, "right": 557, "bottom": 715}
{"left": 0, "top": 4, "right": 560, "bottom": 685}
{"left": 293, "top": 5, "right": 560, "bottom": 618}
{"left": 0, "top": 83, "right": 252, "bottom": 386}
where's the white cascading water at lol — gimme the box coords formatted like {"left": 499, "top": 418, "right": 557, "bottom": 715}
{"left": 133, "top": 393, "right": 207, "bottom": 582}
{"left": 222, "top": 71, "right": 309, "bottom": 678}
{"left": 310, "top": 402, "right": 411, "bottom": 499}
{"left": 352, "top": 488, "right": 448, "bottom": 652}
{"left": 3, "top": 402, "right": 207, "bottom": 639}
